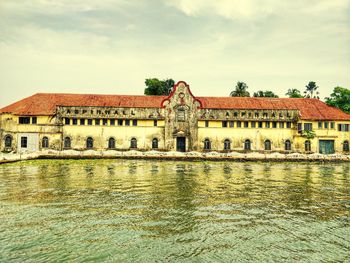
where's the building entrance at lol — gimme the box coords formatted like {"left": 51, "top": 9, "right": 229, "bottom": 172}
{"left": 176, "top": 137, "right": 186, "bottom": 152}
{"left": 319, "top": 140, "right": 335, "bottom": 154}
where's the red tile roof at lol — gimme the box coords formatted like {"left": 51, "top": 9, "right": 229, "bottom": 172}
{"left": 0, "top": 93, "right": 167, "bottom": 116}
{"left": 198, "top": 97, "right": 350, "bottom": 120}
{"left": 1, "top": 93, "right": 349, "bottom": 121}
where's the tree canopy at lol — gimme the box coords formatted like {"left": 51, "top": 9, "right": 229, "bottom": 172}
{"left": 285, "top": 88, "right": 303, "bottom": 98}
{"left": 325, "top": 86, "right": 350, "bottom": 114}
{"left": 253, "top": 90, "right": 279, "bottom": 98}
{"left": 144, "top": 78, "right": 175, "bottom": 95}
{"left": 304, "top": 81, "right": 320, "bottom": 99}
{"left": 230, "top": 82, "right": 250, "bottom": 97}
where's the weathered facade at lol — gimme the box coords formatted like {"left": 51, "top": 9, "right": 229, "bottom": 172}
{"left": 1, "top": 81, "right": 350, "bottom": 154}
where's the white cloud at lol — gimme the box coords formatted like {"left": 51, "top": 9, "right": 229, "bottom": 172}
{"left": 166, "top": 0, "right": 349, "bottom": 19}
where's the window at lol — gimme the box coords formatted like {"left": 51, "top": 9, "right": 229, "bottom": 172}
{"left": 324, "top": 122, "right": 329, "bottom": 129}
{"left": 21, "top": 137, "right": 27, "bottom": 148}
{"left": 305, "top": 140, "right": 311, "bottom": 152}
{"left": 130, "top": 138, "right": 137, "bottom": 149}
{"left": 304, "top": 123, "right": 313, "bottom": 131}
{"left": 80, "top": 119, "right": 85, "bottom": 125}
{"left": 64, "top": 137, "right": 71, "bottom": 148}
{"left": 255, "top": 112, "right": 259, "bottom": 118}
{"left": 222, "top": 121, "right": 228, "bottom": 128}
{"left": 132, "top": 120, "right": 138, "bottom": 126}
{"left": 65, "top": 118, "right": 70, "bottom": 125}
{"left": 103, "top": 119, "right": 108, "bottom": 125}
{"left": 152, "top": 138, "right": 158, "bottom": 149}
{"left": 87, "top": 119, "right": 93, "bottom": 125}
{"left": 298, "top": 123, "right": 302, "bottom": 132}
{"left": 125, "top": 120, "right": 130, "bottom": 126}
{"left": 72, "top": 118, "right": 78, "bottom": 125}
{"left": 32, "top": 117, "right": 37, "bottom": 124}
{"left": 342, "top": 124, "right": 350, "bottom": 131}
{"left": 108, "top": 138, "right": 115, "bottom": 149}
{"left": 4, "top": 135, "right": 12, "bottom": 148}
{"left": 244, "top": 139, "right": 251, "bottom": 151}
{"left": 264, "top": 140, "right": 271, "bottom": 151}
{"left": 204, "top": 139, "right": 211, "bottom": 150}
{"left": 118, "top": 119, "right": 123, "bottom": 126}
{"left": 224, "top": 139, "right": 231, "bottom": 150}
{"left": 286, "top": 122, "right": 292, "bottom": 128}
{"left": 86, "top": 137, "right": 93, "bottom": 149}
{"left": 330, "top": 122, "right": 335, "bottom": 129}
{"left": 244, "top": 121, "right": 249, "bottom": 128}
{"left": 251, "top": 122, "right": 256, "bottom": 128}
{"left": 258, "top": 122, "right": 263, "bottom": 128}
{"left": 42, "top": 137, "right": 49, "bottom": 148}
{"left": 285, "top": 140, "right": 291, "bottom": 151}
{"left": 237, "top": 121, "right": 242, "bottom": 128}
{"left": 154, "top": 120, "right": 158, "bottom": 127}
{"left": 279, "top": 122, "right": 284, "bottom": 128}
{"left": 234, "top": 112, "right": 238, "bottom": 117}
{"left": 74, "top": 110, "right": 79, "bottom": 114}
{"left": 272, "top": 122, "right": 277, "bottom": 128}
{"left": 110, "top": 119, "right": 115, "bottom": 126}
{"left": 19, "top": 117, "right": 30, "bottom": 124}
{"left": 229, "top": 121, "right": 234, "bottom": 128}
{"left": 318, "top": 121, "right": 322, "bottom": 129}
{"left": 205, "top": 120, "right": 209, "bottom": 127}
{"left": 95, "top": 119, "right": 100, "bottom": 125}
{"left": 343, "top": 141, "right": 349, "bottom": 152}
{"left": 265, "top": 122, "right": 270, "bottom": 128}
{"left": 177, "top": 107, "right": 186, "bottom": 122}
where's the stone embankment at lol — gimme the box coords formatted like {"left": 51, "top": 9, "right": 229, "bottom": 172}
{"left": 1, "top": 150, "right": 350, "bottom": 164}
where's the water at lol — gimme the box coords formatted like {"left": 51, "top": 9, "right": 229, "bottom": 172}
{"left": 0, "top": 160, "right": 349, "bottom": 262}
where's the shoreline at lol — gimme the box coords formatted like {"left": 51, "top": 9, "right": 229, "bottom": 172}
{"left": 1, "top": 150, "right": 350, "bottom": 164}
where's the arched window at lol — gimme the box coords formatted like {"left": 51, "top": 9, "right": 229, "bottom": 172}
{"left": 86, "top": 137, "right": 93, "bottom": 149}
{"left": 343, "top": 140, "right": 349, "bottom": 152}
{"left": 42, "top": 137, "right": 49, "bottom": 148}
{"left": 204, "top": 138, "right": 211, "bottom": 150}
{"left": 224, "top": 139, "right": 231, "bottom": 150}
{"left": 244, "top": 139, "right": 251, "bottom": 150}
{"left": 264, "top": 140, "right": 271, "bottom": 151}
{"left": 305, "top": 140, "right": 311, "bottom": 152}
{"left": 285, "top": 140, "right": 291, "bottom": 151}
{"left": 64, "top": 137, "right": 71, "bottom": 148}
{"left": 108, "top": 138, "right": 115, "bottom": 149}
{"left": 152, "top": 138, "right": 158, "bottom": 149}
{"left": 4, "top": 135, "right": 12, "bottom": 148}
{"left": 130, "top": 138, "right": 137, "bottom": 149}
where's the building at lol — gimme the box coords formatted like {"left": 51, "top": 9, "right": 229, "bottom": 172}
{"left": 1, "top": 81, "right": 349, "bottom": 154}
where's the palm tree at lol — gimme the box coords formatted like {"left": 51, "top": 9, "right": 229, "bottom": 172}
{"left": 304, "top": 81, "right": 320, "bottom": 99}
{"left": 286, "top": 88, "right": 303, "bottom": 98}
{"left": 230, "top": 82, "right": 250, "bottom": 97}
{"left": 253, "top": 90, "right": 278, "bottom": 98}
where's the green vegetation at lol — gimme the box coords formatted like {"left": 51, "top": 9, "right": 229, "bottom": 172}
{"left": 286, "top": 89, "right": 303, "bottom": 98}
{"left": 304, "top": 81, "right": 320, "bottom": 99}
{"left": 230, "top": 82, "right": 250, "bottom": 97}
{"left": 325, "top": 86, "right": 350, "bottom": 114}
{"left": 253, "top": 90, "right": 279, "bottom": 98}
{"left": 301, "top": 130, "right": 316, "bottom": 139}
{"left": 144, "top": 78, "right": 175, "bottom": 96}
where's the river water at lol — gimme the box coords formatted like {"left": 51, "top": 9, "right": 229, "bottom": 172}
{"left": 0, "top": 160, "right": 349, "bottom": 262}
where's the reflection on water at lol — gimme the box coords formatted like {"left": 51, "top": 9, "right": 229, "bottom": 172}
{"left": 0, "top": 160, "right": 350, "bottom": 262}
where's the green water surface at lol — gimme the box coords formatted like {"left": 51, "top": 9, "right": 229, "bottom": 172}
{"left": 0, "top": 160, "right": 349, "bottom": 262}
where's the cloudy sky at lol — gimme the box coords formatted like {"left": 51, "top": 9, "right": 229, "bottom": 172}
{"left": 0, "top": 0, "right": 349, "bottom": 107}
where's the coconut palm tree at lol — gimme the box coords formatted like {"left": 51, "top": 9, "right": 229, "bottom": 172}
{"left": 286, "top": 88, "right": 303, "bottom": 98}
{"left": 230, "top": 82, "right": 250, "bottom": 97}
{"left": 304, "top": 81, "right": 320, "bottom": 99}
